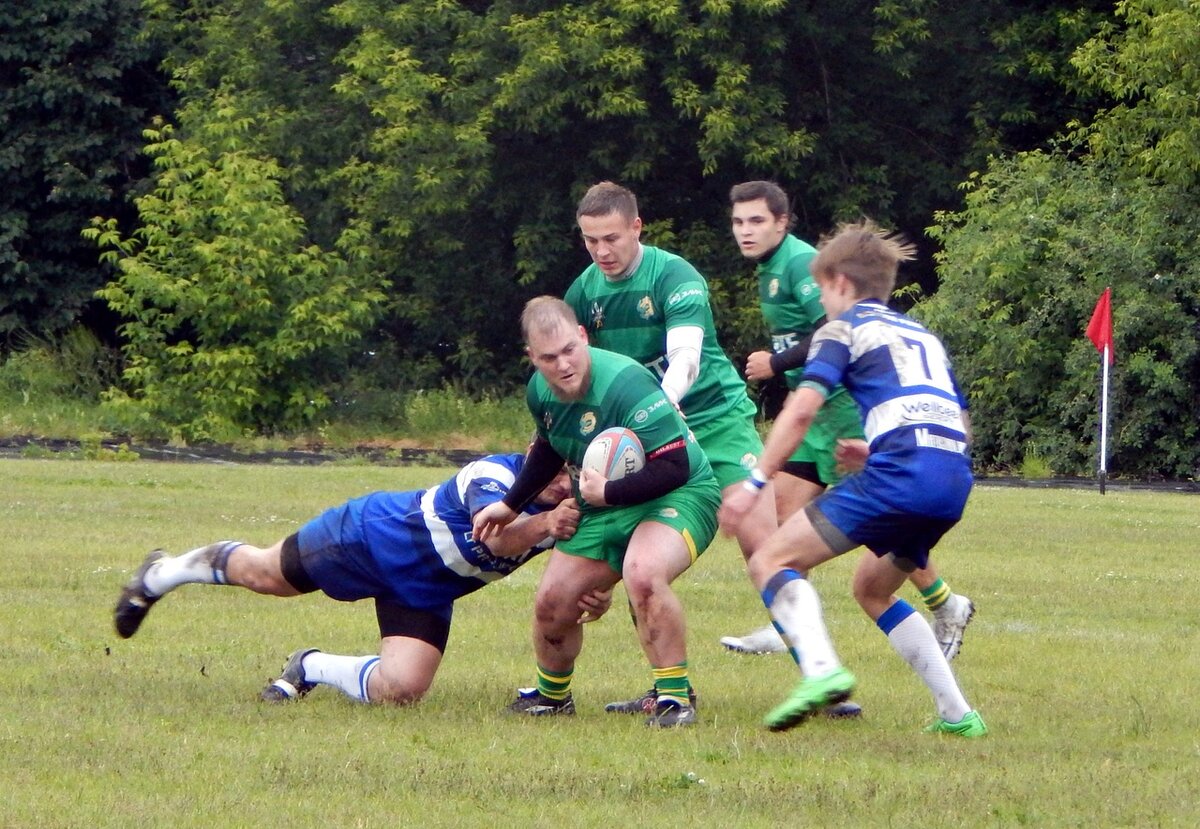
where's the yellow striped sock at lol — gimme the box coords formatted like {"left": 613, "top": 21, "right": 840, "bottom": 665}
{"left": 652, "top": 663, "right": 690, "bottom": 706}
{"left": 921, "top": 578, "right": 950, "bottom": 611}
{"left": 536, "top": 664, "right": 572, "bottom": 700}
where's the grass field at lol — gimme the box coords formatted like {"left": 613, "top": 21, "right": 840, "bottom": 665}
{"left": 3, "top": 458, "right": 1198, "bottom": 828}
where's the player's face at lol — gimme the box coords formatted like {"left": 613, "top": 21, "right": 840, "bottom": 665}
{"left": 816, "top": 271, "right": 855, "bottom": 318}
{"left": 533, "top": 468, "right": 573, "bottom": 506}
{"left": 579, "top": 211, "right": 642, "bottom": 278}
{"left": 527, "top": 321, "right": 592, "bottom": 401}
{"left": 731, "top": 198, "right": 788, "bottom": 260}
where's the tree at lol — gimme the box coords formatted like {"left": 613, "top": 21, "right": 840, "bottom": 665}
{"left": 919, "top": 0, "right": 1200, "bottom": 478}
{"left": 0, "top": 0, "right": 172, "bottom": 345}
{"left": 87, "top": 112, "right": 385, "bottom": 441}
{"left": 1071, "top": 0, "right": 1200, "bottom": 189}
{"left": 92, "top": 0, "right": 1121, "bottom": 439}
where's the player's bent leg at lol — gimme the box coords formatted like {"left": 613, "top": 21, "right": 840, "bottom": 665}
{"left": 856, "top": 553, "right": 982, "bottom": 732}
{"left": 717, "top": 472, "right": 821, "bottom": 656}
{"left": 510, "top": 552, "right": 616, "bottom": 717}
{"left": 532, "top": 551, "right": 617, "bottom": 672}
{"left": 622, "top": 521, "right": 693, "bottom": 668}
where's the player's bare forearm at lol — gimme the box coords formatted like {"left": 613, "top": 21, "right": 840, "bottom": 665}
{"left": 759, "top": 387, "right": 823, "bottom": 476}
{"left": 485, "top": 500, "right": 579, "bottom": 557}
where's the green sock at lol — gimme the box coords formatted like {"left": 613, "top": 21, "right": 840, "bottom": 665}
{"left": 536, "top": 664, "right": 572, "bottom": 700}
{"left": 652, "top": 663, "right": 690, "bottom": 706}
{"left": 920, "top": 578, "right": 951, "bottom": 612}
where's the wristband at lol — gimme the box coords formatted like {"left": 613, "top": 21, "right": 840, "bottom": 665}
{"left": 743, "top": 468, "right": 769, "bottom": 492}
{"left": 741, "top": 479, "right": 762, "bottom": 494}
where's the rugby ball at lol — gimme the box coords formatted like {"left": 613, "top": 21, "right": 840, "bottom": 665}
{"left": 582, "top": 427, "right": 645, "bottom": 480}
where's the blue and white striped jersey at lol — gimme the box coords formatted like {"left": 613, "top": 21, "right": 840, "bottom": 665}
{"left": 803, "top": 301, "right": 972, "bottom": 513}
{"left": 349, "top": 453, "right": 553, "bottom": 610}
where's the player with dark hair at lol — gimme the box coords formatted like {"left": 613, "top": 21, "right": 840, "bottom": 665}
{"left": 720, "top": 220, "right": 987, "bottom": 737}
{"left": 721, "top": 181, "right": 975, "bottom": 659}
{"left": 473, "top": 296, "right": 719, "bottom": 727}
{"left": 113, "top": 452, "right": 605, "bottom": 705}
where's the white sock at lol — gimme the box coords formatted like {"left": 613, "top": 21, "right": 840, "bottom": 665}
{"left": 764, "top": 570, "right": 840, "bottom": 678}
{"left": 879, "top": 600, "right": 971, "bottom": 722}
{"left": 301, "top": 652, "right": 380, "bottom": 703}
{"left": 142, "top": 541, "right": 241, "bottom": 596}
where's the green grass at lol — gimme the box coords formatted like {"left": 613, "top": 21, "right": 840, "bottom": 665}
{"left": 3, "top": 459, "right": 1197, "bottom": 827}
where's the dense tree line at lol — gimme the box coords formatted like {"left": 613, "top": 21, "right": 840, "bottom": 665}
{"left": 3, "top": 0, "right": 1197, "bottom": 477}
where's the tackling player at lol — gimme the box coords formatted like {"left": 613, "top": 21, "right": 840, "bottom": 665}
{"left": 112, "top": 451, "right": 606, "bottom": 706}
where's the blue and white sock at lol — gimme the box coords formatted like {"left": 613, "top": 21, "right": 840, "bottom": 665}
{"left": 142, "top": 541, "right": 241, "bottom": 596}
{"left": 301, "top": 652, "right": 381, "bottom": 703}
{"left": 762, "top": 569, "right": 840, "bottom": 678}
{"left": 877, "top": 600, "right": 971, "bottom": 722}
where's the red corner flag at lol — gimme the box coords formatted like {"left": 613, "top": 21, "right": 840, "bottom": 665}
{"left": 1086, "top": 288, "right": 1114, "bottom": 364}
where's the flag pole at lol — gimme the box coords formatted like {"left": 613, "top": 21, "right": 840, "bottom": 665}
{"left": 1098, "top": 344, "right": 1109, "bottom": 495}
{"left": 1086, "top": 287, "right": 1114, "bottom": 495}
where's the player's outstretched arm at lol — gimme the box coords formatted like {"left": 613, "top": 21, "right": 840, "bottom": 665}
{"left": 483, "top": 499, "right": 580, "bottom": 558}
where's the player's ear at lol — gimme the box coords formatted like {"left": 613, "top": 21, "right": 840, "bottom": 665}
{"left": 577, "top": 325, "right": 589, "bottom": 344}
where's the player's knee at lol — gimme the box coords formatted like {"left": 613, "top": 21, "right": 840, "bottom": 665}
{"left": 623, "top": 568, "right": 668, "bottom": 607}
{"left": 533, "top": 588, "right": 573, "bottom": 626}
{"left": 371, "top": 671, "right": 431, "bottom": 705}
{"left": 850, "top": 574, "right": 891, "bottom": 617}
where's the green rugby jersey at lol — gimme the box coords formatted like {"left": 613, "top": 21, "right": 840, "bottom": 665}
{"left": 565, "top": 245, "right": 751, "bottom": 430}
{"left": 527, "top": 346, "right": 713, "bottom": 512}
{"left": 757, "top": 234, "right": 824, "bottom": 391}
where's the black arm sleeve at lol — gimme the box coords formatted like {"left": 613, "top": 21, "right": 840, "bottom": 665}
{"left": 768, "top": 317, "right": 827, "bottom": 375}
{"left": 603, "top": 442, "right": 690, "bottom": 506}
{"left": 501, "top": 437, "right": 564, "bottom": 512}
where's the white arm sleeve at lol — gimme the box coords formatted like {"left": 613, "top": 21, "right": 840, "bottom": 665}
{"left": 660, "top": 325, "right": 704, "bottom": 406}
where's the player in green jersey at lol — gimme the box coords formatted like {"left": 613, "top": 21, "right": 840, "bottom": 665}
{"left": 721, "top": 181, "right": 975, "bottom": 660}
{"left": 473, "top": 297, "right": 720, "bottom": 728}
